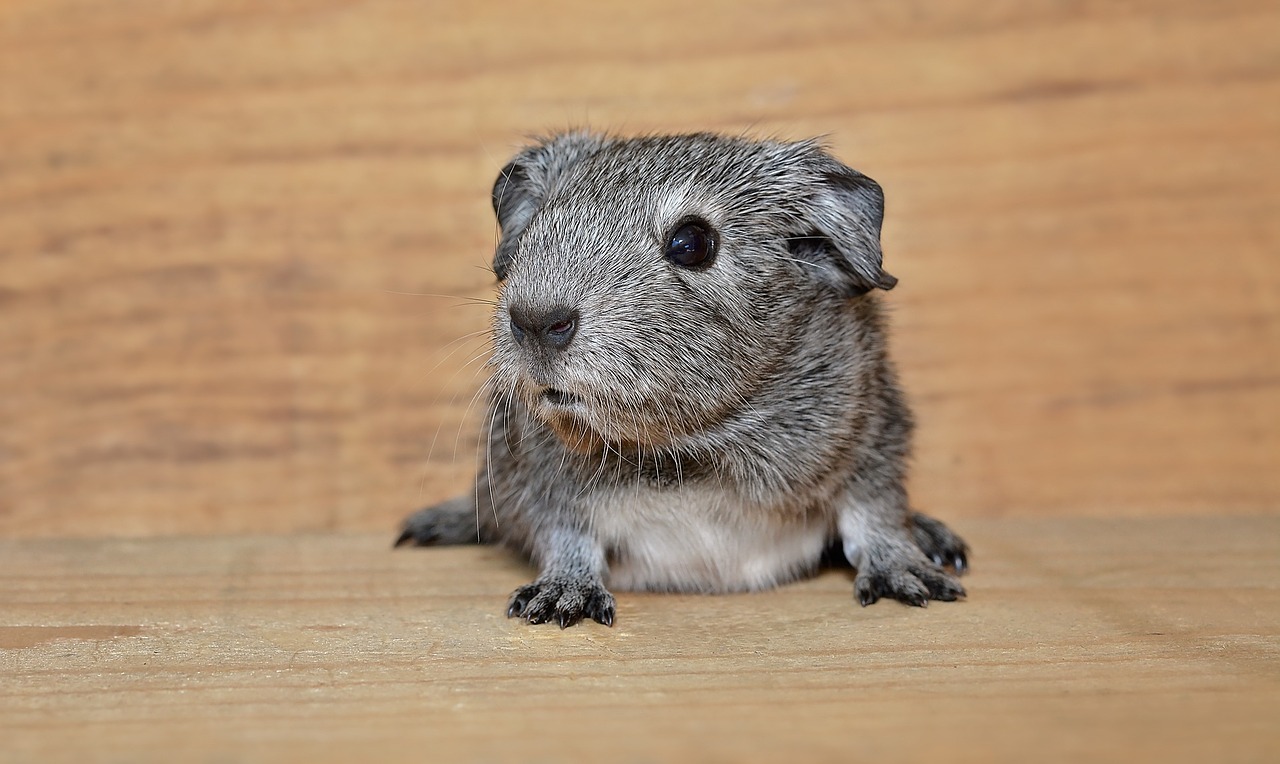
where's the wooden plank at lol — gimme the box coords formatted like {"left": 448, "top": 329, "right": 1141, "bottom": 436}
{"left": 2, "top": 516, "right": 1278, "bottom": 762}
{"left": 2, "top": 0, "right": 1279, "bottom": 536}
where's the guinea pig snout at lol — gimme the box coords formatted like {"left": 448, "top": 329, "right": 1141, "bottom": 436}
{"left": 507, "top": 303, "right": 579, "bottom": 351}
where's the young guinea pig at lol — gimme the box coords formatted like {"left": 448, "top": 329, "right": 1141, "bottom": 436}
{"left": 397, "top": 131, "right": 969, "bottom": 627}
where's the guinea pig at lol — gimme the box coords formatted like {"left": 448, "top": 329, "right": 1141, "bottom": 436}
{"left": 397, "top": 131, "right": 969, "bottom": 627}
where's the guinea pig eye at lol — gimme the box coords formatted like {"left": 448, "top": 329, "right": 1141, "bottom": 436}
{"left": 664, "top": 221, "right": 717, "bottom": 269}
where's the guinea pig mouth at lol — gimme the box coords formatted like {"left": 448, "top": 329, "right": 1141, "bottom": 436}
{"left": 539, "top": 388, "right": 581, "bottom": 408}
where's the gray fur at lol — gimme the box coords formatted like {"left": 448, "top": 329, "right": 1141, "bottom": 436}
{"left": 398, "top": 131, "right": 969, "bottom": 627}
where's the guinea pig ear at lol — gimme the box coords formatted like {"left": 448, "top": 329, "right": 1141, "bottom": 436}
{"left": 490, "top": 132, "right": 605, "bottom": 281}
{"left": 795, "top": 162, "right": 898, "bottom": 296}
{"left": 491, "top": 160, "right": 539, "bottom": 281}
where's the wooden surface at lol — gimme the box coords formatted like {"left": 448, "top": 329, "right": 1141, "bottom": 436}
{"left": 2, "top": 516, "right": 1277, "bottom": 763}
{"left": 1, "top": 1, "right": 1278, "bottom": 537}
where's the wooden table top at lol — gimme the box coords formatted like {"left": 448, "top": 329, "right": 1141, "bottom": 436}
{"left": 4, "top": 515, "right": 1277, "bottom": 763}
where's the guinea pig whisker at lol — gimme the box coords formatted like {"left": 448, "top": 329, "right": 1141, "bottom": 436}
{"left": 424, "top": 330, "right": 494, "bottom": 381}
{"left": 382, "top": 288, "right": 498, "bottom": 307}
{"left": 656, "top": 404, "right": 684, "bottom": 488}
{"left": 433, "top": 373, "right": 493, "bottom": 510}
{"left": 427, "top": 350, "right": 495, "bottom": 459}
{"left": 420, "top": 346, "right": 496, "bottom": 503}
{"left": 478, "top": 384, "right": 505, "bottom": 530}
{"left": 456, "top": 364, "right": 501, "bottom": 464}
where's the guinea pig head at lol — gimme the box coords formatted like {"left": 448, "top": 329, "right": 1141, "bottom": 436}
{"left": 486, "top": 132, "right": 895, "bottom": 452}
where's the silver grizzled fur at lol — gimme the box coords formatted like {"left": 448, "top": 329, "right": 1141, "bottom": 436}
{"left": 397, "top": 131, "right": 969, "bottom": 627}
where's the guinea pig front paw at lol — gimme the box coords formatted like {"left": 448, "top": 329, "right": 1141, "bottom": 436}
{"left": 854, "top": 549, "right": 966, "bottom": 608}
{"left": 506, "top": 576, "right": 616, "bottom": 628}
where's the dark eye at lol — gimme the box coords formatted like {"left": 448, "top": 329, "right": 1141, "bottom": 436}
{"left": 664, "top": 221, "right": 717, "bottom": 269}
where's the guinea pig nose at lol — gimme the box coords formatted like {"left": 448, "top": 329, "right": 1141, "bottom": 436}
{"left": 508, "top": 304, "right": 579, "bottom": 350}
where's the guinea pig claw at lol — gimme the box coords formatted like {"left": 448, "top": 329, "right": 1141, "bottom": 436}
{"left": 506, "top": 588, "right": 533, "bottom": 619}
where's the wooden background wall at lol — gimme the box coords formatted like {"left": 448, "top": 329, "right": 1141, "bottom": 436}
{"left": 2, "top": 1, "right": 1277, "bottom": 537}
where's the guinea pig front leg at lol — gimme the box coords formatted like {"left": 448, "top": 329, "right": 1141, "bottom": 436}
{"left": 506, "top": 526, "right": 616, "bottom": 628}
{"left": 838, "top": 491, "right": 966, "bottom": 607}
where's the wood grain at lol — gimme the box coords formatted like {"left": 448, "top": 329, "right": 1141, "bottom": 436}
{"left": 2, "top": 0, "right": 1279, "bottom": 536}
{"left": 2, "top": 517, "right": 1278, "bottom": 762}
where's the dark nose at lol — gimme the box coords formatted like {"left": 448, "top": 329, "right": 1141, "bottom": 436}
{"left": 508, "top": 304, "right": 579, "bottom": 350}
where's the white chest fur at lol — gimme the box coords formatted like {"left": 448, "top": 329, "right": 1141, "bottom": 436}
{"left": 589, "top": 486, "right": 830, "bottom": 593}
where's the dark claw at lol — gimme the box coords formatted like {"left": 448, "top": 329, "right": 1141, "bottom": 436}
{"left": 856, "top": 572, "right": 887, "bottom": 607}
{"left": 394, "top": 526, "right": 439, "bottom": 548}
{"left": 587, "top": 593, "right": 616, "bottom": 627}
{"left": 923, "top": 570, "right": 966, "bottom": 602}
{"left": 896, "top": 579, "right": 930, "bottom": 608}
{"left": 507, "top": 589, "right": 532, "bottom": 618}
